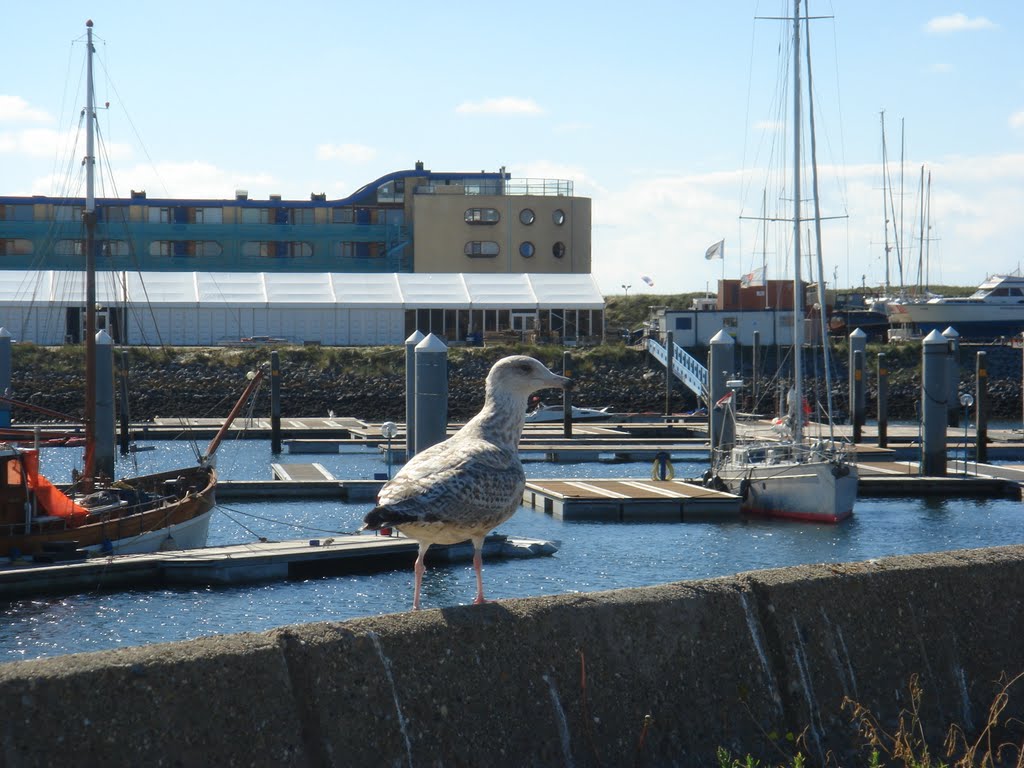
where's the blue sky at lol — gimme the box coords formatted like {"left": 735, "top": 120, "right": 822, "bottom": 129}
{"left": 3, "top": 1, "right": 1023, "bottom": 297}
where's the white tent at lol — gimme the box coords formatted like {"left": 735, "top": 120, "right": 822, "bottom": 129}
{"left": 0, "top": 271, "right": 605, "bottom": 346}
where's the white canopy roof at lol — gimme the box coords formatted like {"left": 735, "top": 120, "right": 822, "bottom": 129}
{"left": 0, "top": 271, "right": 605, "bottom": 310}
{"left": 398, "top": 274, "right": 471, "bottom": 309}
{"left": 462, "top": 273, "right": 535, "bottom": 309}
{"left": 330, "top": 273, "right": 404, "bottom": 309}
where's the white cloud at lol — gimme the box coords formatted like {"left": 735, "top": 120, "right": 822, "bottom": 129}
{"left": 455, "top": 97, "right": 543, "bottom": 116}
{"left": 924, "top": 13, "right": 995, "bottom": 34}
{"left": 103, "top": 161, "right": 274, "bottom": 200}
{"left": 1010, "top": 111, "right": 1024, "bottom": 130}
{"left": 0, "top": 95, "right": 51, "bottom": 123}
{"left": 316, "top": 143, "right": 377, "bottom": 163}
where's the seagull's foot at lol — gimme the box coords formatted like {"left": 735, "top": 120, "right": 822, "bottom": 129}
{"left": 472, "top": 595, "right": 491, "bottom": 605}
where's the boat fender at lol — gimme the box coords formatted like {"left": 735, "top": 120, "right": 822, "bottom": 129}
{"left": 738, "top": 478, "right": 751, "bottom": 500}
{"left": 651, "top": 452, "right": 675, "bottom": 481}
{"left": 831, "top": 463, "right": 850, "bottom": 478}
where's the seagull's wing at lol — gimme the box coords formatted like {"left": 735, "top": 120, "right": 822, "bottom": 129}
{"left": 374, "top": 437, "right": 524, "bottom": 522}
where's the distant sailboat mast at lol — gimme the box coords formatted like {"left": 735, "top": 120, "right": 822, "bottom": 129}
{"left": 790, "top": 0, "right": 804, "bottom": 448}
{"left": 880, "top": 110, "right": 892, "bottom": 294}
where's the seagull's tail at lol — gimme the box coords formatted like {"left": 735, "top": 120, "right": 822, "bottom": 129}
{"left": 362, "top": 505, "right": 419, "bottom": 531}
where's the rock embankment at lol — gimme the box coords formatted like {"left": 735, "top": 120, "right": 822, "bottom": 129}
{"left": 8, "top": 344, "right": 1023, "bottom": 423}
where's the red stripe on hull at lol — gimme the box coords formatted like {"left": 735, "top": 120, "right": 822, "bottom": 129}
{"left": 743, "top": 506, "right": 852, "bottom": 524}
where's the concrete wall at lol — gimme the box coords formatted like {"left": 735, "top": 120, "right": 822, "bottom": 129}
{"left": 1, "top": 545, "right": 1022, "bottom": 767}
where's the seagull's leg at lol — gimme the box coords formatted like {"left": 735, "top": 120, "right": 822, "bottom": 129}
{"left": 471, "top": 535, "right": 488, "bottom": 605}
{"left": 412, "top": 542, "right": 429, "bottom": 611}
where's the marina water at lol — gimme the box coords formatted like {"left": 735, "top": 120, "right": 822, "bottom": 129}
{"left": 1, "top": 439, "right": 1022, "bottom": 662}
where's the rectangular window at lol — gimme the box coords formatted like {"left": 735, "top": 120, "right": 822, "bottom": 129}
{"left": 0, "top": 205, "right": 34, "bottom": 221}
{"left": 194, "top": 207, "right": 223, "bottom": 224}
{"left": 333, "top": 208, "right": 354, "bottom": 224}
{"left": 55, "top": 205, "right": 82, "bottom": 221}
{"left": 241, "top": 208, "right": 270, "bottom": 224}
{"left": 148, "top": 207, "right": 171, "bottom": 224}
{"left": 102, "top": 206, "right": 129, "bottom": 224}
{"left": 290, "top": 208, "right": 314, "bottom": 225}
{"left": 674, "top": 317, "right": 692, "bottom": 330}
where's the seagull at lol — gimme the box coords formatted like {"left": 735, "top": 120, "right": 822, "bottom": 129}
{"left": 363, "top": 355, "right": 570, "bottom": 610}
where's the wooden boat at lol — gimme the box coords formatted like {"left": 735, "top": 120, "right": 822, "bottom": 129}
{"left": 0, "top": 20, "right": 265, "bottom": 560}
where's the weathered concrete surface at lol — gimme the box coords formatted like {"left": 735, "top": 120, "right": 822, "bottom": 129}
{"left": 1, "top": 545, "right": 1022, "bottom": 767}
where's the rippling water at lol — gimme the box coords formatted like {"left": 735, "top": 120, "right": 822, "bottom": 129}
{"left": 0, "top": 439, "right": 1021, "bottom": 662}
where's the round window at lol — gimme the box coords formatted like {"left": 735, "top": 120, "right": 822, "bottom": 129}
{"left": 519, "top": 241, "right": 535, "bottom": 258}
{"left": 552, "top": 242, "right": 566, "bottom": 259}
{"left": 519, "top": 208, "right": 535, "bottom": 225}
{"left": 552, "top": 209, "right": 566, "bottom": 226}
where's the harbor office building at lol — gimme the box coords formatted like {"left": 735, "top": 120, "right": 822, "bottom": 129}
{"left": 648, "top": 279, "right": 826, "bottom": 348}
{"left": 0, "top": 164, "right": 603, "bottom": 346}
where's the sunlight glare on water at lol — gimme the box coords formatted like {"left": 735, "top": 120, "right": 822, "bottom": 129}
{"left": 0, "top": 439, "right": 1019, "bottom": 661}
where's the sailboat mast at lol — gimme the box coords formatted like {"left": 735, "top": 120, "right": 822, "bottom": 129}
{"left": 83, "top": 19, "right": 98, "bottom": 486}
{"left": 790, "top": 0, "right": 804, "bottom": 447}
{"left": 762, "top": 188, "right": 768, "bottom": 309}
{"left": 925, "top": 170, "right": 932, "bottom": 292}
{"left": 917, "top": 165, "right": 925, "bottom": 294}
{"left": 803, "top": 3, "right": 835, "bottom": 443}
{"left": 880, "top": 110, "right": 891, "bottom": 294}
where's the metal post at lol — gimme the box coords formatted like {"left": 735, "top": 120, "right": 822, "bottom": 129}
{"left": 943, "top": 327, "right": 960, "bottom": 427}
{"left": 976, "top": 351, "right": 988, "bottom": 464}
{"left": 751, "top": 329, "right": 760, "bottom": 412}
{"left": 877, "top": 353, "right": 888, "bottom": 449}
{"left": 405, "top": 330, "right": 424, "bottom": 458}
{"left": 664, "top": 331, "right": 674, "bottom": 417}
{"left": 270, "top": 351, "right": 281, "bottom": 454}
{"left": 921, "top": 330, "right": 947, "bottom": 476}
{"left": 118, "top": 350, "right": 130, "bottom": 454}
{"left": 0, "top": 329, "right": 12, "bottom": 429}
{"left": 848, "top": 328, "right": 867, "bottom": 441}
{"left": 708, "top": 329, "right": 736, "bottom": 462}
{"left": 562, "top": 351, "right": 573, "bottom": 439}
{"left": 94, "top": 330, "right": 116, "bottom": 481}
{"left": 413, "top": 333, "right": 448, "bottom": 455}
{"left": 852, "top": 349, "right": 865, "bottom": 443}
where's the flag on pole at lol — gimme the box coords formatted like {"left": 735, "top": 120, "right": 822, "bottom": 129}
{"left": 740, "top": 266, "right": 766, "bottom": 287}
{"left": 704, "top": 239, "right": 724, "bottom": 260}
{"left": 714, "top": 391, "right": 734, "bottom": 409}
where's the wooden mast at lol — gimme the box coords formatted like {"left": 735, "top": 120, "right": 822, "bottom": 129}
{"left": 82, "top": 19, "right": 98, "bottom": 491}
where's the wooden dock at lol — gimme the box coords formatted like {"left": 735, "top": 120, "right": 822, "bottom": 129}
{"left": 522, "top": 478, "right": 741, "bottom": 521}
{"left": 0, "top": 533, "right": 557, "bottom": 599}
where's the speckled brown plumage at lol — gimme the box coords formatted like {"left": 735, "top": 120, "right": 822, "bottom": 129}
{"left": 363, "top": 355, "right": 570, "bottom": 609}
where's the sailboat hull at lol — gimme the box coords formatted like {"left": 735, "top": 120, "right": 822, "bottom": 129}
{"left": 718, "top": 459, "right": 857, "bottom": 523}
{"left": 0, "top": 464, "right": 217, "bottom": 558}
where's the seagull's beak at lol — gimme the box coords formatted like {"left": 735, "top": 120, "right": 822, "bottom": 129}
{"left": 552, "top": 374, "right": 573, "bottom": 391}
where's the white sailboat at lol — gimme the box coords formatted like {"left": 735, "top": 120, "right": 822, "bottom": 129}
{"left": 711, "top": 0, "right": 858, "bottom": 523}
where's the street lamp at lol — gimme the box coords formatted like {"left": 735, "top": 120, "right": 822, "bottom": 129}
{"left": 622, "top": 283, "right": 631, "bottom": 297}
{"left": 381, "top": 421, "right": 398, "bottom": 480}
{"left": 959, "top": 392, "right": 974, "bottom": 475}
